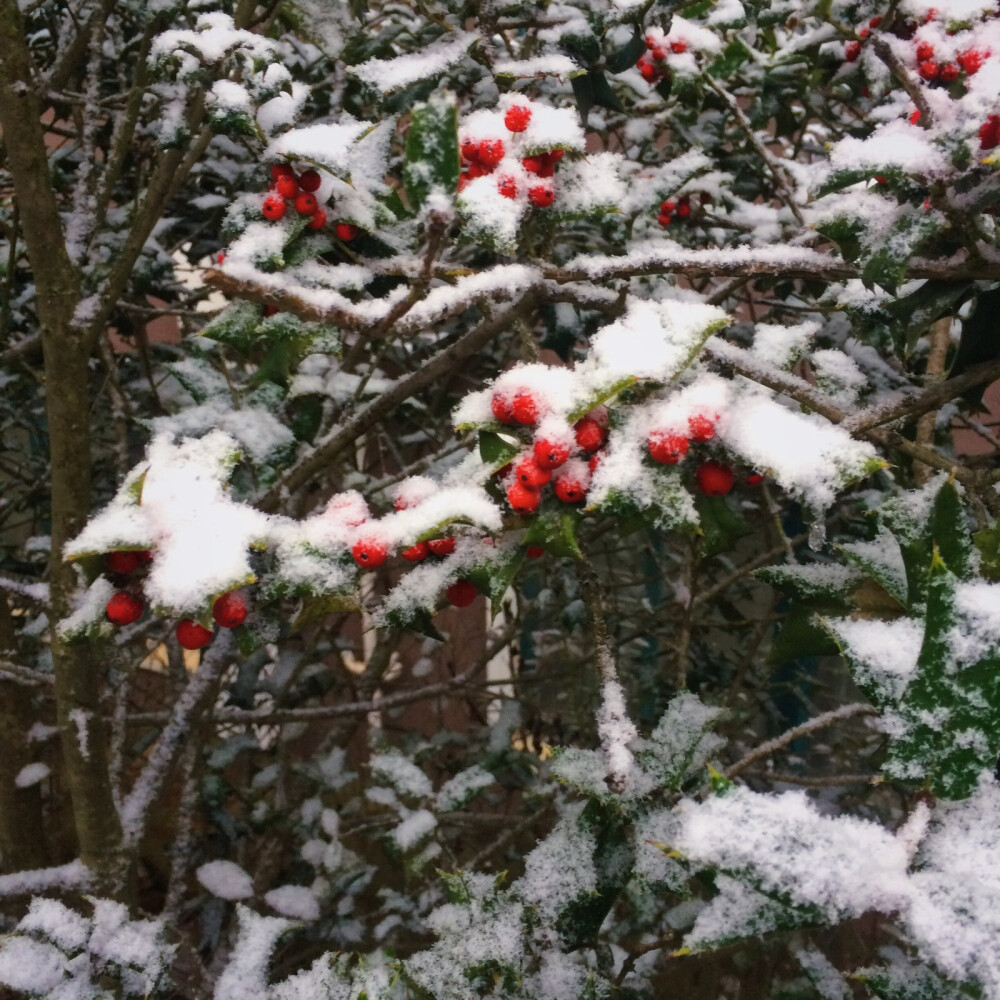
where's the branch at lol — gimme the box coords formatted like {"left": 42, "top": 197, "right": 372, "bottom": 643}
{"left": 257, "top": 287, "right": 543, "bottom": 512}
{"left": 0, "top": 860, "right": 92, "bottom": 898}
{"left": 869, "top": 36, "right": 932, "bottom": 125}
{"left": 724, "top": 702, "right": 876, "bottom": 780}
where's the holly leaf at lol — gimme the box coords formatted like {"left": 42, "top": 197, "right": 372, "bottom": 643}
{"left": 403, "top": 97, "right": 460, "bottom": 208}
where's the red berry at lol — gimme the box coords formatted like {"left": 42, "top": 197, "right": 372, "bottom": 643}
{"left": 213, "top": 591, "right": 248, "bottom": 629}
{"left": 176, "top": 619, "right": 213, "bottom": 650}
{"left": 504, "top": 105, "right": 532, "bottom": 132}
{"left": 696, "top": 461, "right": 735, "bottom": 497}
{"left": 275, "top": 174, "right": 299, "bottom": 199}
{"left": 587, "top": 450, "right": 604, "bottom": 474}
{"left": 869, "top": 15, "right": 882, "bottom": 27}
{"left": 574, "top": 417, "right": 607, "bottom": 453}
{"left": 478, "top": 138, "right": 505, "bottom": 167}
{"left": 216, "top": 251, "right": 226, "bottom": 264}
{"left": 428, "top": 537, "right": 456, "bottom": 556}
{"left": 958, "top": 48, "right": 986, "bottom": 74}
{"left": 660, "top": 199, "right": 676, "bottom": 214}
{"left": 549, "top": 149, "right": 564, "bottom": 163}
{"left": 299, "top": 169, "right": 321, "bottom": 192}
{"left": 106, "top": 551, "right": 143, "bottom": 575}
{"left": 676, "top": 200, "right": 691, "bottom": 218}
{"left": 271, "top": 164, "right": 294, "bottom": 180}
{"left": 336, "top": 223, "right": 358, "bottom": 241}
{"left": 507, "top": 480, "right": 541, "bottom": 515}
{"left": 746, "top": 472, "right": 764, "bottom": 486}
{"left": 352, "top": 538, "right": 388, "bottom": 569}
{"left": 533, "top": 438, "right": 570, "bottom": 470}
{"left": 528, "top": 186, "right": 554, "bottom": 207}
{"left": 845, "top": 40, "right": 861, "bottom": 61}
{"left": 639, "top": 61, "right": 657, "bottom": 81}
{"left": 446, "top": 580, "right": 478, "bottom": 608}
{"left": 651, "top": 46, "right": 666, "bottom": 60}
{"left": 658, "top": 213, "right": 672, "bottom": 227}
{"left": 918, "top": 58, "right": 938, "bottom": 79}
{"left": 106, "top": 592, "right": 143, "bottom": 626}
{"left": 511, "top": 391, "right": 539, "bottom": 425}
{"left": 526, "top": 545, "right": 545, "bottom": 559}
{"left": 670, "top": 39, "right": 687, "bottom": 53}
{"left": 498, "top": 176, "right": 518, "bottom": 199}
{"left": 458, "top": 174, "right": 470, "bottom": 192}
{"left": 648, "top": 430, "right": 689, "bottom": 465}
{"left": 910, "top": 109, "right": 922, "bottom": 124}
{"left": 535, "top": 161, "right": 555, "bottom": 178}
{"left": 137, "top": 550, "right": 154, "bottom": 564}
{"left": 295, "top": 192, "right": 318, "bottom": 215}
{"left": 688, "top": 413, "right": 717, "bottom": 442}
{"left": 522, "top": 156, "right": 542, "bottom": 174}
{"left": 916, "top": 41, "right": 935, "bottom": 61}
{"left": 262, "top": 195, "right": 286, "bottom": 221}
{"left": 467, "top": 162, "right": 488, "bottom": 179}
{"left": 461, "top": 138, "right": 479, "bottom": 162}
{"left": 981, "top": 116, "right": 1000, "bottom": 150}
{"left": 924, "top": 6, "right": 937, "bottom": 18}
{"left": 645, "top": 34, "right": 657, "bottom": 48}
{"left": 939, "top": 61, "right": 959, "bottom": 81}
{"left": 307, "top": 208, "right": 327, "bottom": 230}
{"left": 858, "top": 27, "right": 870, "bottom": 38}
{"left": 491, "top": 391, "right": 514, "bottom": 423}
{"left": 554, "top": 471, "right": 587, "bottom": 504}
{"left": 402, "top": 542, "right": 430, "bottom": 562}
{"left": 515, "top": 456, "right": 552, "bottom": 488}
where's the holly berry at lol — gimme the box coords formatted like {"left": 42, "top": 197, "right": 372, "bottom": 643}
{"left": 688, "top": 413, "right": 717, "bottom": 442}
{"left": 294, "top": 192, "right": 318, "bottom": 215}
{"left": 526, "top": 545, "right": 545, "bottom": 559}
{"left": 511, "top": 391, "right": 539, "bottom": 426}
{"left": 461, "top": 138, "right": 479, "bottom": 162}
{"left": 299, "top": 169, "right": 321, "bottom": 192}
{"left": 746, "top": 472, "right": 764, "bottom": 486}
{"left": 554, "top": 469, "right": 588, "bottom": 503}
{"left": 271, "top": 164, "right": 294, "bottom": 180}
{"left": 306, "top": 208, "right": 327, "bottom": 230}
{"left": 587, "top": 450, "right": 604, "bottom": 474}
{"left": 533, "top": 438, "right": 570, "bottom": 470}
{"left": 515, "top": 456, "right": 552, "bottom": 488}
{"left": 446, "top": 580, "right": 478, "bottom": 608}
{"left": 909, "top": 109, "right": 922, "bottom": 124}
{"left": 504, "top": 105, "right": 532, "bottom": 132}
{"left": 696, "top": 460, "right": 735, "bottom": 496}
{"left": 958, "top": 48, "right": 987, "bottom": 74}
{"left": 939, "top": 61, "right": 959, "bottom": 82}
{"left": 648, "top": 430, "right": 689, "bottom": 465}
{"left": 498, "top": 176, "right": 518, "bottom": 199}
{"left": 638, "top": 59, "right": 657, "bottom": 82}
{"left": 660, "top": 199, "right": 676, "bottom": 214}
{"left": 980, "top": 115, "right": 1000, "bottom": 150}
{"left": 658, "top": 213, "right": 672, "bottom": 227}
{"left": 213, "top": 591, "right": 248, "bottom": 629}
{"left": 574, "top": 417, "right": 607, "bottom": 453}
{"left": 916, "top": 41, "right": 935, "bottom": 61}
{"left": 651, "top": 46, "right": 666, "bottom": 60}
{"left": 522, "top": 156, "right": 542, "bottom": 174}
{"left": 106, "top": 550, "right": 143, "bottom": 575}
{"left": 275, "top": 174, "right": 299, "bottom": 199}
{"left": 428, "top": 537, "right": 456, "bottom": 556}
{"left": 676, "top": 199, "right": 691, "bottom": 218}
{"left": 528, "top": 186, "right": 554, "bottom": 207}
{"left": 670, "top": 39, "right": 687, "bottom": 53}
{"left": 177, "top": 619, "right": 213, "bottom": 650}
{"left": 507, "top": 480, "right": 542, "bottom": 515}
{"left": 549, "top": 149, "right": 564, "bottom": 163}
{"left": 352, "top": 538, "right": 388, "bottom": 569}
{"left": 478, "top": 138, "right": 505, "bottom": 167}
{"left": 845, "top": 40, "right": 861, "bottom": 61}
{"left": 402, "top": 542, "right": 430, "bottom": 562}
{"left": 491, "top": 391, "right": 514, "bottom": 423}
{"left": 918, "top": 58, "right": 939, "bottom": 79}
{"left": 262, "top": 195, "right": 286, "bottom": 221}
{"left": 106, "top": 592, "right": 143, "bottom": 626}
{"left": 869, "top": 15, "right": 882, "bottom": 27}
{"left": 336, "top": 223, "right": 358, "bottom": 242}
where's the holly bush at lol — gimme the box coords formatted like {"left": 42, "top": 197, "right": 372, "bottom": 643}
{"left": 2, "top": 0, "right": 1000, "bottom": 997}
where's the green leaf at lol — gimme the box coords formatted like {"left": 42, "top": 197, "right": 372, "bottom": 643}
{"left": 838, "top": 526, "right": 909, "bottom": 608}
{"left": 199, "top": 301, "right": 261, "bottom": 351}
{"left": 769, "top": 607, "right": 839, "bottom": 666}
{"left": 708, "top": 39, "right": 752, "bottom": 78}
{"left": 756, "top": 562, "right": 861, "bottom": 603}
{"left": 524, "top": 507, "right": 584, "bottom": 561}
{"left": 606, "top": 27, "right": 645, "bottom": 73}
{"left": 861, "top": 210, "right": 945, "bottom": 294}
{"left": 570, "top": 72, "right": 596, "bottom": 121}
{"left": 403, "top": 97, "right": 460, "bottom": 209}
{"left": 929, "top": 479, "right": 974, "bottom": 580}
{"left": 973, "top": 521, "right": 1000, "bottom": 580}
{"left": 478, "top": 430, "right": 521, "bottom": 467}
{"left": 590, "top": 70, "right": 624, "bottom": 112}
{"left": 696, "top": 495, "right": 751, "bottom": 559}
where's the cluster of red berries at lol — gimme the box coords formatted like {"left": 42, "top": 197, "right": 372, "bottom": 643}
{"left": 261, "top": 165, "right": 358, "bottom": 242}
{"left": 103, "top": 550, "right": 248, "bottom": 650}
{"left": 657, "top": 196, "right": 692, "bottom": 227}
{"left": 913, "top": 40, "right": 984, "bottom": 82}
{"left": 981, "top": 114, "right": 1000, "bottom": 149}
{"left": 489, "top": 389, "right": 608, "bottom": 513}
{"left": 646, "top": 412, "right": 762, "bottom": 496}
{"left": 636, "top": 33, "right": 686, "bottom": 82}
{"left": 845, "top": 16, "right": 882, "bottom": 61}
{"left": 459, "top": 105, "right": 561, "bottom": 207}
